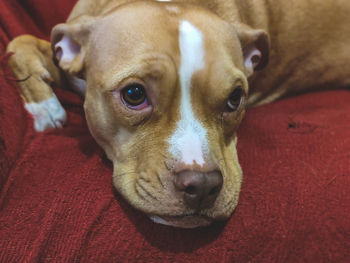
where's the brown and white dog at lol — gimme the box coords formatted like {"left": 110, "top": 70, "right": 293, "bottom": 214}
{"left": 6, "top": 0, "right": 350, "bottom": 228}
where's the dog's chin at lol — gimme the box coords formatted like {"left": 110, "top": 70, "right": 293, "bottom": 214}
{"left": 149, "top": 215, "right": 213, "bottom": 228}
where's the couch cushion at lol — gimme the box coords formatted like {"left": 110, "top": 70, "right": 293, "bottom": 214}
{"left": 0, "top": 1, "right": 349, "bottom": 262}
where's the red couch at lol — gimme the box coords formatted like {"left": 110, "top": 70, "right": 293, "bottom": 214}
{"left": 1, "top": 1, "right": 349, "bottom": 262}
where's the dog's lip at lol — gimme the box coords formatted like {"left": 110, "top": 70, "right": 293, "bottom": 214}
{"left": 149, "top": 214, "right": 213, "bottom": 228}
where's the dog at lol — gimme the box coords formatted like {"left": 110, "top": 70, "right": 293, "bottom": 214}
{"left": 6, "top": 0, "right": 350, "bottom": 228}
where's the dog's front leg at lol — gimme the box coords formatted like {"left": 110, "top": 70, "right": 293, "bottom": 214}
{"left": 7, "top": 35, "right": 67, "bottom": 132}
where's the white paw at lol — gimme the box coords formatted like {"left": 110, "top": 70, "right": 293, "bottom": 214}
{"left": 24, "top": 94, "right": 67, "bottom": 132}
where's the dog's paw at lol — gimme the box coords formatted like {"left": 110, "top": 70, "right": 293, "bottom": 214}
{"left": 6, "top": 35, "right": 68, "bottom": 132}
{"left": 24, "top": 94, "right": 67, "bottom": 132}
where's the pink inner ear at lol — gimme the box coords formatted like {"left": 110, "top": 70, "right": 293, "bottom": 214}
{"left": 244, "top": 48, "right": 262, "bottom": 70}
{"left": 54, "top": 35, "right": 80, "bottom": 63}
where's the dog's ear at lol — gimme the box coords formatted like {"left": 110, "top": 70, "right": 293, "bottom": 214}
{"left": 237, "top": 26, "right": 270, "bottom": 76}
{"left": 51, "top": 16, "right": 95, "bottom": 76}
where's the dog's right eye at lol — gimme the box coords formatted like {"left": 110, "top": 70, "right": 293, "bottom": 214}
{"left": 121, "top": 83, "right": 149, "bottom": 110}
{"left": 226, "top": 86, "right": 244, "bottom": 112}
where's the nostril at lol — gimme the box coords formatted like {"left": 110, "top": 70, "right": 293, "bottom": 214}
{"left": 173, "top": 170, "right": 223, "bottom": 209}
{"left": 208, "top": 186, "right": 221, "bottom": 196}
{"left": 185, "top": 185, "right": 197, "bottom": 195}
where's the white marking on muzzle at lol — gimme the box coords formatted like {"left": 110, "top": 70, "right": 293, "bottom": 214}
{"left": 168, "top": 21, "right": 209, "bottom": 166}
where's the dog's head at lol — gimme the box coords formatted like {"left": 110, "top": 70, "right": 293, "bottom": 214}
{"left": 51, "top": 1, "right": 269, "bottom": 228}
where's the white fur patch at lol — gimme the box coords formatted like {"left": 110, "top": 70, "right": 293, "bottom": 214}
{"left": 25, "top": 95, "right": 67, "bottom": 132}
{"left": 168, "top": 21, "right": 208, "bottom": 166}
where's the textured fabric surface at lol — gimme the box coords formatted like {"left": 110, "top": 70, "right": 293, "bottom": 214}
{"left": 1, "top": 1, "right": 350, "bottom": 262}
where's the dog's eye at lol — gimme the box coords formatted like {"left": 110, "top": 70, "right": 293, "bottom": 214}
{"left": 121, "top": 83, "right": 148, "bottom": 109}
{"left": 227, "top": 87, "right": 244, "bottom": 112}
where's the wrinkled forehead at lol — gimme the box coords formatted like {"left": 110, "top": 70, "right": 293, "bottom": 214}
{"left": 89, "top": 1, "right": 243, "bottom": 74}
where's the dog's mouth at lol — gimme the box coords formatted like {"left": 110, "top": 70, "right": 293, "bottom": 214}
{"left": 149, "top": 214, "right": 213, "bottom": 228}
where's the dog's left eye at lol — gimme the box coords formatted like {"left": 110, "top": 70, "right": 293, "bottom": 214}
{"left": 121, "top": 83, "right": 148, "bottom": 109}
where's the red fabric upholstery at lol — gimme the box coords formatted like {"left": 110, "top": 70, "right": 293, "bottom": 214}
{"left": 1, "top": 1, "right": 350, "bottom": 262}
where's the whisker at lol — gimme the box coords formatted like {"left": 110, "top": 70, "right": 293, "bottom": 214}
{"left": 16, "top": 74, "right": 32, "bottom": 82}
{"left": 4, "top": 73, "right": 32, "bottom": 82}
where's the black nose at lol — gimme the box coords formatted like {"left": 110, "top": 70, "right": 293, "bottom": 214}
{"left": 174, "top": 170, "right": 223, "bottom": 210}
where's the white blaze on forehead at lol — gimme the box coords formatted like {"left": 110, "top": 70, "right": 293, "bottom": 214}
{"left": 168, "top": 21, "right": 209, "bottom": 166}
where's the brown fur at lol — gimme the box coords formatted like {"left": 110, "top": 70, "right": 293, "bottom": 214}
{"left": 6, "top": 0, "right": 350, "bottom": 228}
